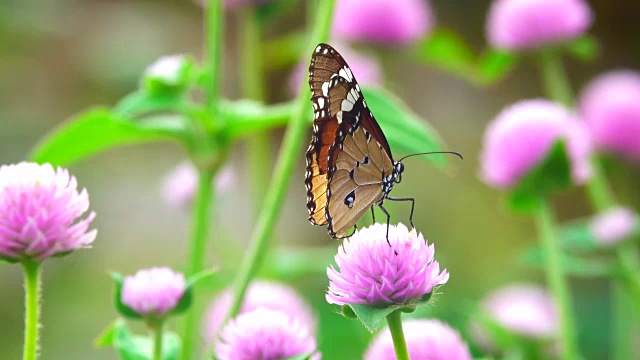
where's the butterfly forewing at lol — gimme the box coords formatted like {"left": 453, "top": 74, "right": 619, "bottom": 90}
{"left": 305, "top": 43, "right": 395, "bottom": 238}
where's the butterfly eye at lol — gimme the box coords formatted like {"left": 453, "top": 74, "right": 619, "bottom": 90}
{"left": 396, "top": 162, "right": 404, "bottom": 174}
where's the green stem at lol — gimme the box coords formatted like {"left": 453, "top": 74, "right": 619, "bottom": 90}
{"left": 181, "top": 167, "right": 216, "bottom": 360}
{"left": 205, "top": 0, "right": 223, "bottom": 122}
{"left": 153, "top": 322, "right": 164, "bottom": 360}
{"left": 536, "top": 47, "right": 640, "bottom": 359}
{"left": 536, "top": 49, "right": 573, "bottom": 106}
{"left": 225, "top": 0, "right": 337, "bottom": 321}
{"left": 239, "top": 6, "right": 270, "bottom": 208}
{"left": 22, "top": 260, "right": 41, "bottom": 360}
{"left": 534, "top": 199, "right": 578, "bottom": 360}
{"left": 385, "top": 311, "right": 410, "bottom": 360}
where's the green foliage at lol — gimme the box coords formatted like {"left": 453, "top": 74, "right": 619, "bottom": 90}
{"left": 30, "top": 108, "right": 185, "bottom": 166}
{"left": 565, "top": 35, "right": 600, "bottom": 62}
{"left": 414, "top": 28, "right": 518, "bottom": 86}
{"left": 520, "top": 246, "right": 613, "bottom": 277}
{"left": 96, "top": 320, "right": 180, "bottom": 360}
{"left": 508, "top": 141, "right": 572, "bottom": 212}
{"left": 361, "top": 87, "right": 449, "bottom": 166}
{"left": 340, "top": 293, "right": 434, "bottom": 333}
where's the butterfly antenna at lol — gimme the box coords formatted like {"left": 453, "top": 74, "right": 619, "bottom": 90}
{"left": 397, "top": 151, "right": 463, "bottom": 162}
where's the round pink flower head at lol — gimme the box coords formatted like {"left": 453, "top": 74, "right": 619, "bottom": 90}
{"left": 332, "top": 0, "right": 434, "bottom": 45}
{"left": 480, "top": 99, "right": 592, "bottom": 189}
{"left": 326, "top": 223, "right": 449, "bottom": 306}
{"left": 121, "top": 267, "right": 186, "bottom": 317}
{"left": 204, "top": 280, "right": 316, "bottom": 341}
{"left": 364, "top": 319, "right": 473, "bottom": 360}
{"left": 482, "top": 284, "right": 558, "bottom": 339}
{"left": 289, "top": 43, "right": 382, "bottom": 96}
{"left": 215, "top": 307, "right": 320, "bottom": 360}
{"left": 589, "top": 207, "right": 638, "bottom": 247}
{"left": 162, "top": 162, "right": 234, "bottom": 209}
{"left": 486, "top": 0, "right": 593, "bottom": 51}
{"left": 0, "top": 162, "right": 96, "bottom": 262}
{"left": 579, "top": 70, "right": 640, "bottom": 160}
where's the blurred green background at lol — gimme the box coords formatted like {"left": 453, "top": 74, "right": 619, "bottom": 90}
{"left": 1, "top": 1, "right": 640, "bottom": 359}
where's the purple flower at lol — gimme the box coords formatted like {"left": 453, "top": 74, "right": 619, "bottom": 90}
{"left": 480, "top": 99, "right": 592, "bottom": 189}
{"left": 326, "top": 223, "right": 448, "bottom": 306}
{"left": 289, "top": 43, "right": 382, "bottom": 95}
{"left": 482, "top": 284, "right": 558, "bottom": 339}
{"left": 204, "top": 280, "right": 316, "bottom": 341}
{"left": 579, "top": 70, "right": 640, "bottom": 160}
{"left": 332, "top": 0, "right": 434, "bottom": 45}
{"left": 121, "top": 267, "right": 186, "bottom": 317}
{"left": 0, "top": 162, "right": 96, "bottom": 262}
{"left": 486, "top": 0, "right": 593, "bottom": 50}
{"left": 215, "top": 308, "right": 320, "bottom": 360}
{"left": 364, "top": 319, "right": 473, "bottom": 360}
{"left": 162, "top": 162, "right": 234, "bottom": 209}
{"left": 589, "top": 207, "right": 638, "bottom": 246}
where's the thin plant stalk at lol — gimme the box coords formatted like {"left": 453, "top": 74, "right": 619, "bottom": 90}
{"left": 181, "top": 167, "right": 216, "bottom": 360}
{"left": 534, "top": 199, "right": 578, "bottom": 360}
{"left": 225, "top": 0, "right": 337, "bottom": 321}
{"left": 536, "top": 50, "right": 640, "bottom": 360}
{"left": 239, "top": 6, "right": 270, "bottom": 208}
{"left": 206, "top": 0, "right": 223, "bottom": 122}
{"left": 152, "top": 322, "right": 164, "bottom": 360}
{"left": 22, "top": 260, "right": 41, "bottom": 360}
{"left": 385, "top": 310, "right": 410, "bottom": 360}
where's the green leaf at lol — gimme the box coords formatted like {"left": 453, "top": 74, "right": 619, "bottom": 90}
{"left": 111, "top": 273, "right": 143, "bottom": 319}
{"left": 520, "top": 246, "right": 613, "bottom": 277}
{"left": 361, "top": 87, "right": 449, "bottom": 166}
{"left": 508, "top": 140, "right": 571, "bottom": 212}
{"left": 283, "top": 354, "right": 314, "bottom": 360}
{"left": 97, "top": 319, "right": 181, "bottom": 360}
{"left": 342, "top": 292, "right": 436, "bottom": 332}
{"left": 474, "top": 49, "right": 518, "bottom": 85}
{"left": 95, "top": 320, "right": 118, "bottom": 347}
{"left": 30, "top": 108, "right": 186, "bottom": 166}
{"left": 558, "top": 218, "right": 599, "bottom": 251}
{"left": 414, "top": 28, "right": 475, "bottom": 79}
{"left": 113, "top": 91, "right": 192, "bottom": 118}
{"left": 222, "top": 100, "right": 294, "bottom": 140}
{"left": 172, "top": 268, "right": 217, "bottom": 315}
{"left": 565, "top": 35, "right": 600, "bottom": 62}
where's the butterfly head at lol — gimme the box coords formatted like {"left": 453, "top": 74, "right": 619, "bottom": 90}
{"left": 393, "top": 161, "right": 404, "bottom": 184}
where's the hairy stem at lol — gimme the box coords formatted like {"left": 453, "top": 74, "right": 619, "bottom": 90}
{"left": 385, "top": 310, "right": 410, "bottom": 360}
{"left": 22, "top": 260, "right": 41, "bottom": 360}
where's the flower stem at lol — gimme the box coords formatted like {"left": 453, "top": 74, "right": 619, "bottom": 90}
{"left": 181, "top": 167, "right": 216, "bottom": 360}
{"left": 22, "top": 260, "right": 41, "bottom": 360}
{"left": 239, "top": 6, "right": 270, "bottom": 209}
{"left": 225, "top": 0, "right": 337, "bottom": 321}
{"left": 385, "top": 310, "right": 410, "bottom": 360}
{"left": 205, "top": 0, "right": 223, "bottom": 123}
{"left": 534, "top": 198, "right": 578, "bottom": 360}
{"left": 152, "top": 322, "right": 164, "bottom": 360}
{"left": 536, "top": 49, "right": 573, "bottom": 106}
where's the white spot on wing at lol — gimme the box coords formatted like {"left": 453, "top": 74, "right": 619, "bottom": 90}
{"left": 341, "top": 99, "right": 354, "bottom": 112}
{"left": 321, "top": 82, "right": 329, "bottom": 96}
{"left": 317, "top": 97, "right": 325, "bottom": 108}
{"left": 315, "top": 45, "right": 322, "bottom": 53}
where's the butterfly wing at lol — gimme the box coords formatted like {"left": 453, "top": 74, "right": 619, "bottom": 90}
{"left": 305, "top": 43, "right": 395, "bottom": 238}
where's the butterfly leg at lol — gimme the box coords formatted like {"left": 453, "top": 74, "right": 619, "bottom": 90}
{"left": 386, "top": 197, "right": 415, "bottom": 229}
{"left": 371, "top": 206, "right": 376, "bottom": 223}
{"left": 378, "top": 204, "right": 392, "bottom": 246}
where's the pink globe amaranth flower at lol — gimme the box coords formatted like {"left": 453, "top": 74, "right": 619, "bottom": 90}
{"left": 0, "top": 162, "right": 96, "bottom": 262}
{"left": 215, "top": 308, "right": 320, "bottom": 360}
{"left": 332, "top": 0, "right": 434, "bottom": 45}
{"left": 480, "top": 99, "right": 592, "bottom": 189}
{"left": 121, "top": 267, "right": 186, "bottom": 317}
{"left": 486, "top": 0, "right": 593, "bottom": 51}
{"left": 204, "top": 280, "right": 316, "bottom": 341}
{"left": 289, "top": 43, "right": 382, "bottom": 96}
{"left": 589, "top": 207, "right": 638, "bottom": 246}
{"left": 326, "top": 223, "right": 448, "bottom": 306}
{"left": 482, "top": 284, "right": 558, "bottom": 339}
{"left": 579, "top": 70, "right": 640, "bottom": 160}
{"left": 364, "top": 319, "right": 473, "bottom": 360}
{"left": 162, "top": 162, "right": 234, "bottom": 209}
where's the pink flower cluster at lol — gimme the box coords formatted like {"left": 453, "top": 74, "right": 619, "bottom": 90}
{"left": 121, "top": 267, "right": 186, "bottom": 317}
